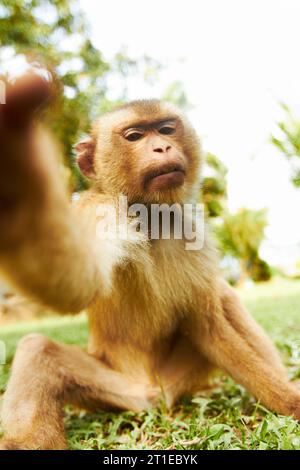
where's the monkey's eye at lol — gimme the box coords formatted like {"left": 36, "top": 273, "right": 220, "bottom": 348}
{"left": 158, "top": 126, "right": 176, "bottom": 135}
{"left": 124, "top": 131, "right": 144, "bottom": 142}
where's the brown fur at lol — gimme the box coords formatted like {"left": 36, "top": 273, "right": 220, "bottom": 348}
{"left": 0, "top": 76, "right": 300, "bottom": 450}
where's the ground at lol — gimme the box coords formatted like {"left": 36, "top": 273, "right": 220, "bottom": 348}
{"left": 1, "top": 278, "right": 300, "bottom": 450}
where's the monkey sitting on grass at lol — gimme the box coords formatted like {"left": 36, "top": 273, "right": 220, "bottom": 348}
{"left": 0, "top": 74, "right": 299, "bottom": 450}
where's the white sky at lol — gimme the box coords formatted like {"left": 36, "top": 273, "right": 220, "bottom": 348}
{"left": 80, "top": 0, "right": 300, "bottom": 256}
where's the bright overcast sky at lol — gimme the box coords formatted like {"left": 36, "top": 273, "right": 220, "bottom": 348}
{"left": 83, "top": 1, "right": 300, "bottom": 257}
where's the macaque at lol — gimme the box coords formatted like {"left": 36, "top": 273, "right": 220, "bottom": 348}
{"left": 0, "top": 74, "right": 300, "bottom": 450}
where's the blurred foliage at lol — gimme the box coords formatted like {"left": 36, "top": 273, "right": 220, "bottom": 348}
{"left": 162, "top": 80, "right": 191, "bottom": 111}
{"left": 205, "top": 155, "right": 271, "bottom": 283}
{"left": 0, "top": 0, "right": 159, "bottom": 190}
{"left": 250, "top": 257, "right": 272, "bottom": 283}
{"left": 216, "top": 208, "right": 271, "bottom": 282}
{"left": 203, "top": 153, "right": 228, "bottom": 218}
{"left": 271, "top": 103, "right": 300, "bottom": 188}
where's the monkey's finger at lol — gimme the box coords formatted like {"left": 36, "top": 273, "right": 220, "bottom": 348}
{"left": 2, "top": 73, "right": 52, "bottom": 130}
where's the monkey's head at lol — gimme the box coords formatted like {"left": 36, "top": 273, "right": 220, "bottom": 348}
{"left": 76, "top": 100, "right": 202, "bottom": 204}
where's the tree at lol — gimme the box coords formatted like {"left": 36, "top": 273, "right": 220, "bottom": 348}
{"left": 216, "top": 208, "right": 271, "bottom": 282}
{"left": 162, "top": 80, "right": 191, "bottom": 111}
{"left": 271, "top": 104, "right": 300, "bottom": 188}
{"left": 202, "top": 153, "right": 228, "bottom": 218}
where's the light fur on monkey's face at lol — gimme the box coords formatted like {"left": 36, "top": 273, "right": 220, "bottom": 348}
{"left": 76, "top": 100, "right": 202, "bottom": 204}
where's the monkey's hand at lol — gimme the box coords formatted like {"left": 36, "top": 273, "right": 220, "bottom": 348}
{"left": 0, "top": 73, "right": 65, "bottom": 250}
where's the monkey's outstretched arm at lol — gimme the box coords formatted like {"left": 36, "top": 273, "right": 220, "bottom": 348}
{"left": 0, "top": 75, "right": 108, "bottom": 313}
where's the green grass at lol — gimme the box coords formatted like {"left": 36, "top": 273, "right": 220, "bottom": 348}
{"left": 1, "top": 278, "right": 300, "bottom": 450}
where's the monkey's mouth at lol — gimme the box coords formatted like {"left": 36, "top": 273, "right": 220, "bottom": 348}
{"left": 144, "top": 163, "right": 186, "bottom": 191}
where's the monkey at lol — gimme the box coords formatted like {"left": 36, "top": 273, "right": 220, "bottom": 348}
{"left": 0, "top": 73, "right": 300, "bottom": 450}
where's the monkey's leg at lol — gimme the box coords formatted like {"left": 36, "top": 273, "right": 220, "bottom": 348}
{"left": 189, "top": 285, "right": 300, "bottom": 420}
{"left": 218, "top": 280, "right": 287, "bottom": 377}
{"left": 0, "top": 334, "right": 155, "bottom": 450}
{"left": 158, "top": 336, "right": 215, "bottom": 407}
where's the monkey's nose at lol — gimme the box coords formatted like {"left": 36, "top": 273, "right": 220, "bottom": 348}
{"left": 153, "top": 144, "right": 172, "bottom": 153}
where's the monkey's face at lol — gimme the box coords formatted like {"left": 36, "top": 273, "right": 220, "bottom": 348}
{"left": 123, "top": 120, "right": 186, "bottom": 192}
{"left": 76, "top": 101, "right": 201, "bottom": 204}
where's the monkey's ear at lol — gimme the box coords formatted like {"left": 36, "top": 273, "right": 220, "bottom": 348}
{"left": 75, "top": 138, "right": 96, "bottom": 179}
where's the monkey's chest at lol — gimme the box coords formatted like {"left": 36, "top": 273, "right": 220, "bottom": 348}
{"left": 88, "top": 240, "right": 205, "bottom": 354}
